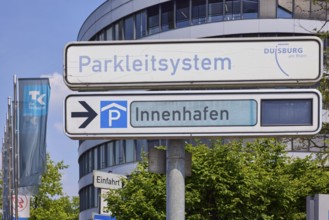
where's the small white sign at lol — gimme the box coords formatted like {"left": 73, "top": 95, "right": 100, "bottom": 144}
{"left": 100, "top": 189, "right": 111, "bottom": 215}
{"left": 12, "top": 195, "right": 30, "bottom": 218}
{"left": 93, "top": 170, "right": 126, "bottom": 189}
{"left": 64, "top": 37, "right": 322, "bottom": 90}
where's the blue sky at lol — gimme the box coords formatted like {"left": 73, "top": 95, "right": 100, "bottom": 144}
{"left": 0, "top": 0, "right": 105, "bottom": 196}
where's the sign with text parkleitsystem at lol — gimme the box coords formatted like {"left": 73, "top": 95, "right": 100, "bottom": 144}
{"left": 64, "top": 37, "right": 322, "bottom": 90}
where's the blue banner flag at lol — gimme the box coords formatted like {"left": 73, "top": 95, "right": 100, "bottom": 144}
{"left": 18, "top": 78, "right": 50, "bottom": 194}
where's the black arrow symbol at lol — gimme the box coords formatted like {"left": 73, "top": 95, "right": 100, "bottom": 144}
{"left": 71, "top": 101, "right": 97, "bottom": 128}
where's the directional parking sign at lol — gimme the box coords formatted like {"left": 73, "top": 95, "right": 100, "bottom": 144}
{"left": 64, "top": 89, "right": 321, "bottom": 139}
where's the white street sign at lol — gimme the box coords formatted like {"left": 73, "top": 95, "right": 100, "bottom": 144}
{"left": 64, "top": 89, "right": 322, "bottom": 139}
{"left": 93, "top": 170, "right": 126, "bottom": 189}
{"left": 12, "top": 195, "right": 30, "bottom": 218}
{"left": 99, "top": 189, "right": 111, "bottom": 215}
{"left": 64, "top": 37, "right": 322, "bottom": 90}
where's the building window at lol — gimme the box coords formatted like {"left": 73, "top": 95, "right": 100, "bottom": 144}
{"left": 147, "top": 5, "right": 160, "bottom": 35}
{"left": 125, "top": 140, "right": 136, "bottom": 163}
{"left": 136, "top": 140, "right": 148, "bottom": 161}
{"left": 78, "top": 155, "right": 83, "bottom": 178}
{"left": 88, "top": 149, "right": 93, "bottom": 173}
{"left": 94, "top": 187, "right": 99, "bottom": 208}
{"left": 79, "top": 185, "right": 98, "bottom": 211}
{"left": 124, "top": 15, "right": 135, "bottom": 40}
{"left": 208, "top": 0, "right": 224, "bottom": 22}
{"left": 106, "top": 26, "right": 113, "bottom": 40}
{"left": 94, "top": 147, "right": 98, "bottom": 170}
{"left": 136, "top": 10, "right": 147, "bottom": 39}
{"left": 96, "top": 30, "right": 105, "bottom": 41}
{"left": 107, "top": 141, "right": 115, "bottom": 167}
{"left": 242, "top": 0, "right": 258, "bottom": 19}
{"left": 161, "top": 2, "right": 175, "bottom": 31}
{"left": 192, "top": 0, "right": 207, "bottom": 24}
{"left": 114, "top": 21, "right": 123, "bottom": 40}
{"left": 224, "top": 0, "right": 242, "bottom": 20}
{"left": 99, "top": 144, "right": 106, "bottom": 169}
{"left": 176, "top": 1, "right": 190, "bottom": 28}
{"left": 115, "top": 140, "right": 126, "bottom": 164}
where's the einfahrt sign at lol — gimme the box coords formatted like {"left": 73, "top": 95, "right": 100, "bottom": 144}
{"left": 93, "top": 170, "right": 126, "bottom": 189}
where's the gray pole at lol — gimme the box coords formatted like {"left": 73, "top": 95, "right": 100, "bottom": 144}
{"left": 166, "top": 139, "right": 185, "bottom": 220}
{"left": 7, "top": 98, "right": 13, "bottom": 220}
{"left": 13, "top": 75, "right": 18, "bottom": 220}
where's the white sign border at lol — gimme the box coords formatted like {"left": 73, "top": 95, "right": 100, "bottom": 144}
{"left": 64, "top": 89, "right": 322, "bottom": 139}
{"left": 64, "top": 37, "right": 323, "bottom": 91}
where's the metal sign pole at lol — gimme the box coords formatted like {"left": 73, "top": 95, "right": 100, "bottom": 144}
{"left": 13, "top": 75, "right": 18, "bottom": 220}
{"left": 7, "top": 98, "right": 13, "bottom": 220}
{"left": 166, "top": 139, "right": 185, "bottom": 220}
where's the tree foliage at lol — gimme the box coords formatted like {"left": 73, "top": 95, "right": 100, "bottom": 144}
{"left": 105, "top": 157, "right": 166, "bottom": 219}
{"left": 29, "top": 154, "right": 79, "bottom": 220}
{"left": 105, "top": 139, "right": 329, "bottom": 220}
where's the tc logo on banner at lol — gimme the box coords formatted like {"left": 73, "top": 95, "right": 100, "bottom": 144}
{"left": 23, "top": 85, "right": 49, "bottom": 116}
{"left": 100, "top": 101, "right": 128, "bottom": 128}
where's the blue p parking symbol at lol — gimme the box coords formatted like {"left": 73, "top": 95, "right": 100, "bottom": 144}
{"left": 100, "top": 101, "right": 128, "bottom": 128}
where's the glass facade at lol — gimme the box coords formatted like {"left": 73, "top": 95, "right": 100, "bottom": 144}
{"left": 89, "top": 0, "right": 327, "bottom": 41}
{"left": 78, "top": 140, "right": 148, "bottom": 179}
{"left": 208, "top": 0, "right": 224, "bottom": 22}
{"left": 161, "top": 1, "right": 174, "bottom": 31}
{"left": 135, "top": 10, "right": 147, "bottom": 39}
{"left": 124, "top": 15, "right": 134, "bottom": 40}
{"left": 147, "top": 5, "right": 160, "bottom": 35}
{"left": 176, "top": 1, "right": 190, "bottom": 28}
{"left": 80, "top": 185, "right": 100, "bottom": 211}
{"left": 192, "top": 0, "right": 207, "bottom": 25}
{"left": 243, "top": 0, "right": 258, "bottom": 19}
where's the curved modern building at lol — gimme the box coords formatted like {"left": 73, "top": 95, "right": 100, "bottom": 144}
{"left": 77, "top": 1, "right": 329, "bottom": 219}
